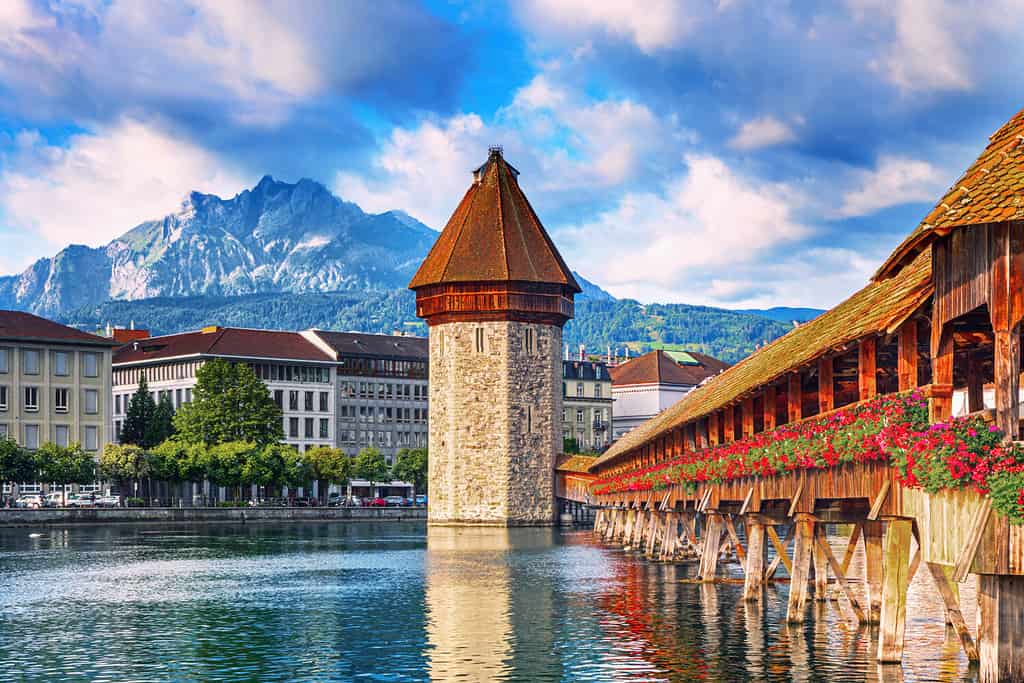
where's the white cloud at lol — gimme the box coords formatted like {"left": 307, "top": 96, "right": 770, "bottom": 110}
{"left": 728, "top": 116, "right": 797, "bottom": 151}
{"left": 0, "top": 119, "right": 248, "bottom": 266}
{"left": 517, "top": 0, "right": 699, "bottom": 53}
{"left": 556, "top": 154, "right": 814, "bottom": 306}
{"left": 838, "top": 155, "right": 946, "bottom": 217}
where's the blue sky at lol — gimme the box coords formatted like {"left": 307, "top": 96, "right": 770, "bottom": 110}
{"left": 1, "top": 0, "right": 1022, "bottom": 309}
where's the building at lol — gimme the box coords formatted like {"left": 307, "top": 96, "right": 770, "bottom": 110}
{"left": 409, "top": 147, "right": 581, "bottom": 526}
{"left": 561, "top": 360, "right": 612, "bottom": 451}
{"left": 610, "top": 349, "right": 728, "bottom": 439}
{"left": 112, "top": 326, "right": 428, "bottom": 466}
{"left": 0, "top": 310, "right": 118, "bottom": 495}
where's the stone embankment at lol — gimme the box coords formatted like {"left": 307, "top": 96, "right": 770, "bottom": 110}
{"left": 0, "top": 506, "right": 426, "bottom": 527}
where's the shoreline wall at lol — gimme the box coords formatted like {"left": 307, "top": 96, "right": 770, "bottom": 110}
{"left": 0, "top": 506, "right": 427, "bottom": 527}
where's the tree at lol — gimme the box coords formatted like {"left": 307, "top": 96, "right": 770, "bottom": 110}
{"left": 99, "top": 443, "right": 150, "bottom": 500}
{"left": 354, "top": 447, "right": 389, "bottom": 497}
{"left": 121, "top": 376, "right": 158, "bottom": 447}
{"left": 203, "top": 441, "right": 255, "bottom": 500}
{"left": 174, "top": 359, "right": 283, "bottom": 446}
{"left": 241, "top": 444, "right": 288, "bottom": 502}
{"left": 305, "top": 446, "right": 351, "bottom": 503}
{"left": 392, "top": 448, "right": 428, "bottom": 494}
{"left": 36, "top": 444, "right": 96, "bottom": 502}
{"left": 0, "top": 438, "right": 36, "bottom": 499}
{"left": 281, "top": 445, "right": 310, "bottom": 504}
{"left": 146, "top": 394, "right": 176, "bottom": 447}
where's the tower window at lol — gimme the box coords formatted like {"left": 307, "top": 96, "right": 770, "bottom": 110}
{"left": 524, "top": 328, "right": 535, "bottom": 354}
{"left": 527, "top": 405, "right": 533, "bottom": 433}
{"left": 475, "top": 328, "right": 485, "bottom": 353}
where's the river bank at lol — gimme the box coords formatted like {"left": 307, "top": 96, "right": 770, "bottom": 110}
{"left": 0, "top": 505, "right": 427, "bottom": 527}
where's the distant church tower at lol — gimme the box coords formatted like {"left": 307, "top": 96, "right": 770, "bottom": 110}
{"left": 409, "top": 148, "right": 581, "bottom": 526}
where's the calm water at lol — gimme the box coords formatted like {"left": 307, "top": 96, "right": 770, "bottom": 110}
{"left": 0, "top": 522, "right": 978, "bottom": 682}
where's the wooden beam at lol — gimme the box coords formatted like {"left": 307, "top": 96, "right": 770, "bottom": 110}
{"left": 739, "top": 487, "right": 755, "bottom": 516}
{"left": 724, "top": 515, "right": 746, "bottom": 564}
{"left": 859, "top": 336, "right": 878, "bottom": 400}
{"left": 724, "top": 405, "right": 736, "bottom": 443}
{"left": 840, "top": 523, "right": 863, "bottom": 575}
{"left": 818, "top": 356, "right": 834, "bottom": 413}
{"left": 953, "top": 498, "right": 993, "bottom": 583}
{"left": 813, "top": 532, "right": 829, "bottom": 601}
{"left": 699, "top": 514, "right": 725, "bottom": 581}
{"left": 867, "top": 480, "right": 891, "bottom": 521}
{"left": 931, "top": 323, "right": 954, "bottom": 422}
{"left": 709, "top": 412, "right": 720, "bottom": 447}
{"left": 977, "top": 574, "right": 1024, "bottom": 683}
{"left": 743, "top": 519, "right": 766, "bottom": 602}
{"left": 967, "top": 350, "right": 985, "bottom": 414}
{"left": 814, "top": 527, "right": 867, "bottom": 623}
{"left": 897, "top": 320, "right": 919, "bottom": 392}
{"left": 766, "top": 525, "right": 794, "bottom": 577}
{"left": 787, "top": 476, "right": 805, "bottom": 518}
{"left": 786, "top": 514, "right": 815, "bottom": 623}
{"left": 926, "top": 562, "right": 978, "bottom": 662}
{"left": 787, "top": 373, "right": 802, "bottom": 423}
{"left": 863, "top": 520, "right": 884, "bottom": 623}
{"left": 877, "top": 518, "right": 913, "bottom": 663}
{"left": 764, "top": 386, "right": 777, "bottom": 432}
{"left": 993, "top": 325, "right": 1020, "bottom": 441}
{"left": 742, "top": 397, "right": 754, "bottom": 438}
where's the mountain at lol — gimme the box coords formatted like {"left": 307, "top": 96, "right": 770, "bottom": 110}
{"left": 0, "top": 175, "right": 437, "bottom": 317}
{"left": 735, "top": 306, "right": 824, "bottom": 324}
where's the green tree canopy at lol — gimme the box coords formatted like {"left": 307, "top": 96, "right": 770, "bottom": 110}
{"left": 241, "top": 444, "right": 288, "bottom": 491}
{"left": 146, "top": 393, "right": 176, "bottom": 447}
{"left": 202, "top": 441, "right": 255, "bottom": 489}
{"left": 0, "top": 438, "right": 36, "bottom": 487}
{"left": 281, "top": 445, "right": 311, "bottom": 491}
{"left": 173, "top": 359, "right": 283, "bottom": 446}
{"left": 121, "top": 376, "right": 157, "bottom": 447}
{"left": 305, "top": 446, "right": 350, "bottom": 502}
{"left": 354, "top": 447, "right": 389, "bottom": 491}
{"left": 35, "top": 444, "right": 96, "bottom": 487}
{"left": 392, "top": 448, "right": 428, "bottom": 493}
{"left": 99, "top": 444, "right": 150, "bottom": 483}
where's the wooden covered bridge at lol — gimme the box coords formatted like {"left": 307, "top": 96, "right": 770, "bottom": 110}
{"left": 587, "top": 107, "right": 1024, "bottom": 682}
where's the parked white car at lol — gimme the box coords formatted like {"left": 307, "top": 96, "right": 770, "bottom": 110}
{"left": 14, "top": 494, "right": 44, "bottom": 509}
{"left": 95, "top": 495, "right": 120, "bottom": 508}
{"left": 44, "top": 492, "right": 65, "bottom": 508}
{"left": 66, "top": 493, "right": 96, "bottom": 508}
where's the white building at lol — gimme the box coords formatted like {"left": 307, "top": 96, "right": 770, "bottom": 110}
{"left": 610, "top": 350, "right": 729, "bottom": 440}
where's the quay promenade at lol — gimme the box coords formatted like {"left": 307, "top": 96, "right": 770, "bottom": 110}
{"left": 0, "top": 505, "right": 426, "bottom": 527}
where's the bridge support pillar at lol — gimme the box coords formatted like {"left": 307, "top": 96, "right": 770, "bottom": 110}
{"left": 699, "top": 513, "right": 724, "bottom": 580}
{"left": 863, "top": 520, "right": 885, "bottom": 623}
{"left": 813, "top": 533, "right": 829, "bottom": 601}
{"left": 743, "top": 516, "right": 766, "bottom": 601}
{"left": 786, "top": 513, "right": 815, "bottom": 623}
{"left": 978, "top": 574, "right": 1024, "bottom": 683}
{"left": 878, "top": 518, "right": 912, "bottom": 663}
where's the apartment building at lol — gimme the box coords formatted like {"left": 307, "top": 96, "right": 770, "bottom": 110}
{"left": 562, "top": 359, "right": 613, "bottom": 451}
{"left": 0, "top": 310, "right": 117, "bottom": 493}
{"left": 112, "top": 327, "right": 428, "bottom": 465}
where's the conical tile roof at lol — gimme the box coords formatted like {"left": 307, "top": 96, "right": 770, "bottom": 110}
{"left": 409, "top": 148, "right": 581, "bottom": 292}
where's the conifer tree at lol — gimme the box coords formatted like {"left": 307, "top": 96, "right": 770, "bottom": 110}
{"left": 121, "top": 376, "right": 157, "bottom": 447}
{"left": 146, "top": 393, "right": 176, "bottom": 447}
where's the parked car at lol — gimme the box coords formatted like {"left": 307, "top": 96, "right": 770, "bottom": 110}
{"left": 66, "top": 493, "right": 96, "bottom": 508}
{"left": 327, "top": 492, "right": 343, "bottom": 507}
{"left": 366, "top": 497, "right": 387, "bottom": 507}
{"left": 95, "top": 494, "right": 121, "bottom": 508}
{"left": 383, "top": 495, "right": 405, "bottom": 507}
{"left": 414, "top": 494, "right": 428, "bottom": 507}
{"left": 344, "top": 496, "right": 363, "bottom": 508}
{"left": 291, "top": 496, "right": 312, "bottom": 507}
{"left": 14, "top": 494, "right": 45, "bottom": 509}
{"left": 43, "top": 492, "right": 65, "bottom": 508}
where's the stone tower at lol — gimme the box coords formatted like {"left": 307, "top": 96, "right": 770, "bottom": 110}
{"left": 409, "top": 148, "right": 581, "bottom": 526}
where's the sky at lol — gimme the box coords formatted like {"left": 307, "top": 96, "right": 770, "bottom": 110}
{"left": 1, "top": 0, "right": 1023, "bottom": 309}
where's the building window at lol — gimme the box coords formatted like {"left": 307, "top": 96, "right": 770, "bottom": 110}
{"left": 23, "top": 350, "right": 40, "bottom": 375}
{"left": 185, "top": 388, "right": 192, "bottom": 403}
{"left": 524, "top": 328, "right": 535, "bottom": 354}
{"left": 527, "top": 405, "right": 534, "bottom": 433}
{"left": 0, "top": 348, "right": 7, "bottom": 374}
{"left": 289, "top": 391, "right": 299, "bottom": 411}
{"left": 175, "top": 389, "right": 182, "bottom": 407}
{"left": 84, "top": 426, "right": 98, "bottom": 452}
{"left": 304, "top": 391, "right": 314, "bottom": 411}
{"left": 55, "top": 425, "right": 69, "bottom": 448}
{"left": 83, "top": 353, "right": 98, "bottom": 378}
{"left": 562, "top": 409, "right": 567, "bottom": 422}
{"left": 576, "top": 409, "right": 584, "bottom": 424}
{"left": 115, "top": 394, "right": 121, "bottom": 415}
{"left": 24, "top": 387, "right": 38, "bottom": 412}
{"left": 475, "top": 327, "right": 485, "bottom": 353}
{"left": 304, "top": 418, "right": 314, "bottom": 438}
{"left": 84, "top": 389, "right": 98, "bottom": 415}
{"left": 55, "top": 388, "right": 69, "bottom": 413}
{"left": 319, "top": 392, "right": 329, "bottom": 412}
{"left": 273, "top": 390, "right": 283, "bottom": 410}
{"left": 289, "top": 417, "right": 299, "bottom": 438}
{"left": 25, "top": 424, "right": 39, "bottom": 449}
{"left": 0, "top": 386, "right": 6, "bottom": 411}
{"left": 595, "top": 384, "right": 602, "bottom": 399}
{"left": 319, "top": 419, "right": 329, "bottom": 439}
{"left": 576, "top": 382, "right": 584, "bottom": 398}
{"left": 54, "top": 351, "right": 69, "bottom": 377}
{"left": 0, "top": 423, "right": 7, "bottom": 439}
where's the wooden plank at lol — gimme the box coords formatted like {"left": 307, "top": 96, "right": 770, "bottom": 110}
{"left": 977, "top": 574, "right": 1024, "bottom": 683}
{"left": 867, "top": 480, "right": 891, "bottom": 521}
{"left": 764, "top": 385, "right": 777, "bottom": 432}
{"left": 840, "top": 523, "right": 863, "bottom": 575}
{"left": 724, "top": 405, "right": 736, "bottom": 443}
{"left": 815, "top": 528, "right": 867, "bottom": 622}
{"left": 813, "top": 532, "right": 829, "bottom": 601}
{"left": 699, "top": 514, "right": 725, "bottom": 580}
{"left": 786, "top": 514, "right": 815, "bottom": 623}
{"left": 766, "top": 525, "right": 794, "bottom": 577}
{"left": 738, "top": 487, "right": 755, "bottom": 516}
{"left": 967, "top": 350, "right": 986, "bottom": 414}
{"left": 930, "top": 324, "right": 954, "bottom": 422}
{"left": 743, "top": 519, "right": 766, "bottom": 602}
{"left": 864, "top": 520, "right": 884, "bottom": 623}
{"left": 992, "top": 326, "right": 1020, "bottom": 441}
{"left": 818, "top": 356, "right": 834, "bottom": 413}
{"left": 877, "top": 519, "right": 913, "bottom": 663}
{"left": 926, "top": 562, "right": 979, "bottom": 662}
{"left": 897, "top": 320, "right": 919, "bottom": 392}
{"left": 787, "top": 476, "right": 805, "bottom": 518}
{"left": 953, "top": 498, "right": 992, "bottom": 583}
{"left": 724, "top": 515, "right": 747, "bottom": 564}
{"left": 709, "top": 412, "right": 720, "bottom": 447}
{"left": 742, "top": 397, "right": 754, "bottom": 437}
{"left": 788, "top": 373, "right": 802, "bottom": 424}
{"left": 859, "top": 336, "right": 878, "bottom": 400}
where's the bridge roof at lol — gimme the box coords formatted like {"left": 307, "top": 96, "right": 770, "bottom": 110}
{"left": 876, "top": 105, "right": 1024, "bottom": 280}
{"left": 590, "top": 248, "right": 932, "bottom": 472}
{"left": 556, "top": 454, "right": 598, "bottom": 474}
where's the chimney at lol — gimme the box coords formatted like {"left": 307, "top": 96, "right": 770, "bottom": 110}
{"left": 578, "top": 344, "right": 585, "bottom": 361}
{"left": 564, "top": 342, "right": 569, "bottom": 361}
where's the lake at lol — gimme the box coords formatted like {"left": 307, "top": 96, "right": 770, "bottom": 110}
{"left": 0, "top": 522, "right": 977, "bottom": 682}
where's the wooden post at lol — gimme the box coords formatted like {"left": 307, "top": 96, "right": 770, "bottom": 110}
{"left": 877, "top": 519, "right": 913, "bottom": 663}
{"left": 993, "top": 326, "right": 1020, "bottom": 440}
{"left": 926, "top": 562, "right": 978, "bottom": 661}
{"left": 700, "top": 513, "right": 724, "bottom": 580}
{"left": 743, "top": 516, "right": 766, "bottom": 601}
{"left": 709, "top": 412, "right": 720, "bottom": 447}
{"left": 859, "top": 337, "right": 877, "bottom": 400}
{"left": 818, "top": 357, "right": 834, "bottom": 413}
{"left": 897, "top": 320, "right": 919, "bottom": 392}
{"left": 786, "top": 513, "right": 815, "bottom": 623}
{"left": 724, "top": 405, "right": 736, "bottom": 443}
{"left": 931, "top": 323, "right": 954, "bottom": 422}
{"left": 742, "top": 397, "right": 754, "bottom": 437}
{"left": 864, "top": 520, "right": 884, "bottom": 623}
{"left": 977, "top": 574, "right": 1024, "bottom": 683}
{"left": 813, "top": 532, "right": 829, "bottom": 601}
{"left": 764, "top": 386, "right": 777, "bottom": 432}
{"left": 967, "top": 350, "right": 985, "bottom": 413}
{"left": 787, "top": 373, "right": 802, "bottom": 424}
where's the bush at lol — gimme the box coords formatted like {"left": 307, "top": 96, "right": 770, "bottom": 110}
{"left": 125, "top": 497, "right": 147, "bottom": 507}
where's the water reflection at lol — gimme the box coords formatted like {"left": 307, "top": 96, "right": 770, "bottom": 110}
{"left": 0, "top": 523, "right": 983, "bottom": 682}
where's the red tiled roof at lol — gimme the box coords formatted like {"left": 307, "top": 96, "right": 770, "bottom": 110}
{"left": 311, "top": 331, "right": 427, "bottom": 360}
{"left": 408, "top": 149, "right": 581, "bottom": 292}
{"left": 555, "top": 454, "right": 598, "bottom": 474}
{"left": 609, "top": 350, "right": 729, "bottom": 388}
{"left": 0, "top": 310, "right": 119, "bottom": 346}
{"left": 113, "top": 327, "right": 333, "bottom": 364}
{"left": 877, "top": 105, "right": 1024, "bottom": 279}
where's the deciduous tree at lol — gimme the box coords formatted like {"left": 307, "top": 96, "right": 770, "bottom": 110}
{"left": 392, "top": 448, "right": 428, "bottom": 494}
{"left": 305, "top": 446, "right": 351, "bottom": 503}
{"left": 354, "top": 447, "right": 389, "bottom": 497}
{"left": 173, "top": 359, "right": 283, "bottom": 446}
